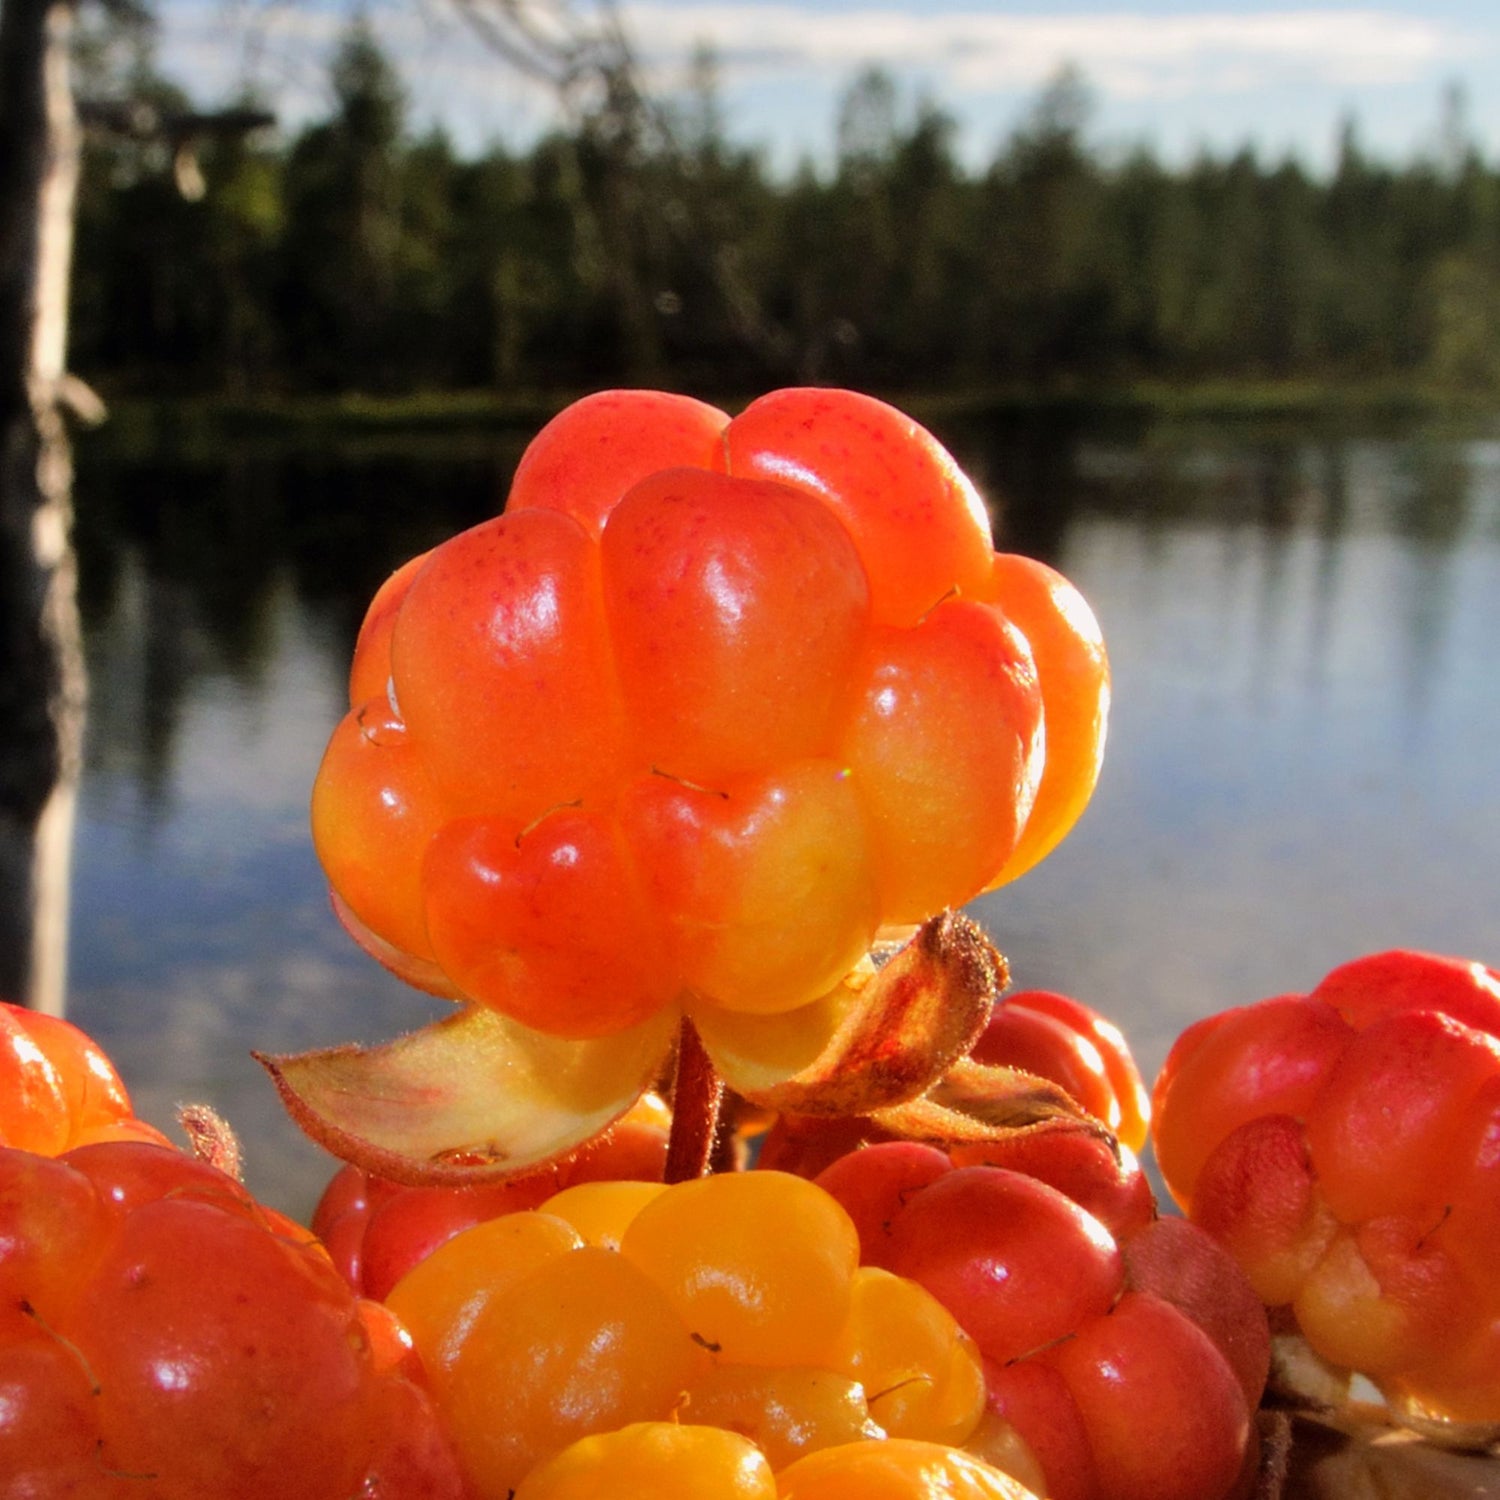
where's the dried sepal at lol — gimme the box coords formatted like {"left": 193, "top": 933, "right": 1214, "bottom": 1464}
{"left": 255, "top": 1003, "right": 676, "bottom": 1187}
{"left": 872, "top": 1055, "right": 1110, "bottom": 1144}
{"left": 693, "top": 911, "right": 1003, "bottom": 1117}
{"left": 176, "top": 1102, "right": 244, "bottom": 1181}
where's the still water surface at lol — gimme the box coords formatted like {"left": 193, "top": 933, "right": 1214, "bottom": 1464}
{"left": 64, "top": 411, "right": 1500, "bottom": 1217}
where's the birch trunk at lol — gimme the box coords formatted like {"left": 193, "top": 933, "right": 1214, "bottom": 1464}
{"left": 0, "top": 0, "right": 86, "bottom": 1014}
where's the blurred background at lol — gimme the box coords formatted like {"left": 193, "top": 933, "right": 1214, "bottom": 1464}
{"left": 3, "top": 0, "right": 1498, "bottom": 1216}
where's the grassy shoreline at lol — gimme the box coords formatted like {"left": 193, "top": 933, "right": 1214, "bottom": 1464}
{"left": 76, "top": 379, "right": 1500, "bottom": 460}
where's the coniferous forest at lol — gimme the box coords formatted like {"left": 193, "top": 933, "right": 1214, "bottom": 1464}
{"left": 70, "top": 14, "right": 1500, "bottom": 406}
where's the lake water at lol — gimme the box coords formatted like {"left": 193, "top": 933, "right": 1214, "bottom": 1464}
{"left": 61, "top": 408, "right": 1500, "bottom": 1218}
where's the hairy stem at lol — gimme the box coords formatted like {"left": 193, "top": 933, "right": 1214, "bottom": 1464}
{"left": 664, "top": 1015, "right": 723, "bottom": 1183}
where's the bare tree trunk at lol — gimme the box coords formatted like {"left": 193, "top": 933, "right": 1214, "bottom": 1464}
{"left": 0, "top": 0, "right": 86, "bottom": 1013}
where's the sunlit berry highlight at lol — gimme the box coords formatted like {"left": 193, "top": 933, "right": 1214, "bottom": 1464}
{"left": 1153, "top": 947, "right": 1500, "bottom": 1426}
{"left": 312, "top": 387, "right": 1109, "bottom": 1042}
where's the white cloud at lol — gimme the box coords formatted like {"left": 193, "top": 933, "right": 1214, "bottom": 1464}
{"left": 623, "top": 5, "right": 1459, "bottom": 95}
{"left": 148, "top": 0, "right": 1496, "bottom": 166}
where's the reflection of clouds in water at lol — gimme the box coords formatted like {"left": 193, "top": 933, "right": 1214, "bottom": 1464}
{"left": 73, "top": 570, "right": 451, "bottom": 1214}
{"left": 85, "top": 569, "right": 339, "bottom": 838}
{"left": 77, "top": 944, "right": 453, "bottom": 1219}
{"left": 978, "top": 473, "right": 1500, "bottom": 1093}
{"left": 1059, "top": 435, "right": 1499, "bottom": 739}
{"left": 66, "top": 425, "right": 1500, "bottom": 1220}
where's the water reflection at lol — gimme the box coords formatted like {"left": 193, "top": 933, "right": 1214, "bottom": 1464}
{"left": 62, "top": 413, "right": 1500, "bottom": 1218}
{"left": 973, "top": 422, "right": 1500, "bottom": 1083}
{"left": 74, "top": 440, "right": 523, "bottom": 797}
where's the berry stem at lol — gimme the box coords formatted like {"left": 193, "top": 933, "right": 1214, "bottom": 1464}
{"left": 664, "top": 1016, "right": 724, "bottom": 1183}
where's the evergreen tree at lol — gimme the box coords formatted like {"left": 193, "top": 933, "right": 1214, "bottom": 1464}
{"left": 278, "top": 16, "right": 408, "bottom": 389}
{"left": 56, "top": 36, "right": 1500, "bottom": 401}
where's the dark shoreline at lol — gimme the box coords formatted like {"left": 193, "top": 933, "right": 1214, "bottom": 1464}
{"left": 75, "top": 381, "right": 1500, "bottom": 463}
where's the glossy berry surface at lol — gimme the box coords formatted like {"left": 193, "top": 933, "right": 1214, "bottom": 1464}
{"left": 512, "top": 1421, "right": 777, "bottom": 1500}
{"left": 1153, "top": 947, "right": 1500, "bottom": 1424}
{"left": 386, "top": 1168, "right": 988, "bottom": 1496}
{"left": 0, "top": 1000, "right": 170, "bottom": 1155}
{"left": 812, "top": 1145, "right": 1267, "bottom": 1500}
{"left": 312, "top": 387, "right": 1108, "bottom": 1038}
{"left": 512, "top": 1424, "right": 1042, "bottom": 1500}
{"left": 0, "top": 1138, "right": 465, "bottom": 1497}
{"left": 310, "top": 1091, "right": 671, "bottom": 1297}
{"left": 776, "top": 1436, "right": 1043, "bottom": 1499}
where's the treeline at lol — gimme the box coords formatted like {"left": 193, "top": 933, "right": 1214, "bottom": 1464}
{"left": 70, "top": 18, "right": 1500, "bottom": 401}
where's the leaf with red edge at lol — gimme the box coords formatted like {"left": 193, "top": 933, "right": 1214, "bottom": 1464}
{"left": 693, "top": 911, "right": 1004, "bottom": 1116}
{"left": 255, "top": 1004, "right": 676, "bottom": 1187}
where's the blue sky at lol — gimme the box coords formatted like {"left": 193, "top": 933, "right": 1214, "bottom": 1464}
{"left": 155, "top": 0, "right": 1500, "bottom": 172}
